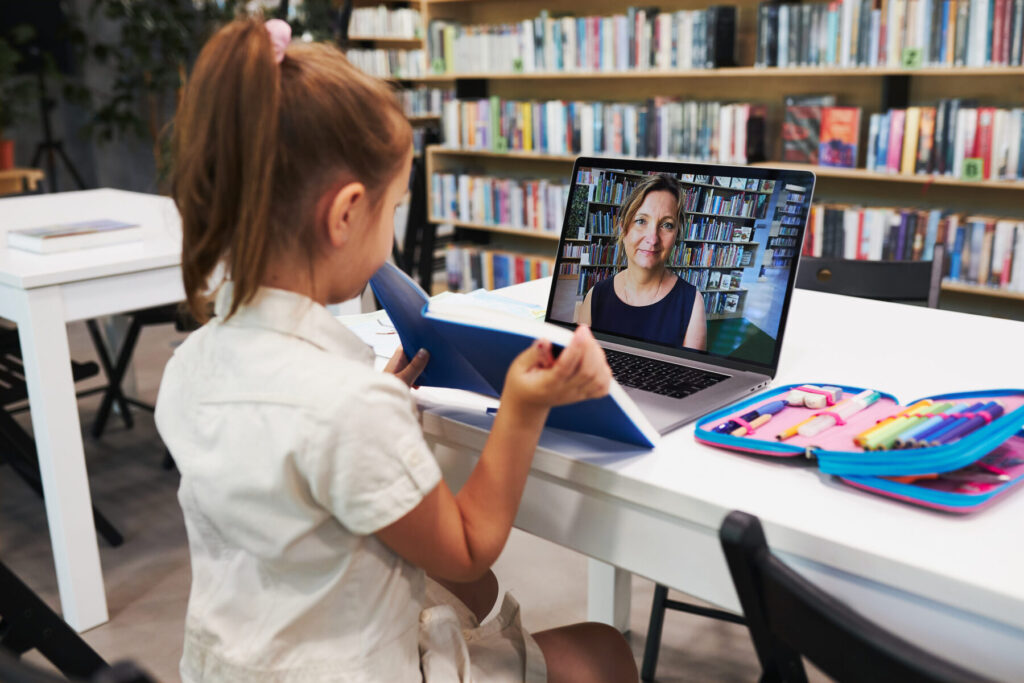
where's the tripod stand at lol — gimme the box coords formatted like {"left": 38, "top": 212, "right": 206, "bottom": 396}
{"left": 29, "top": 60, "right": 86, "bottom": 193}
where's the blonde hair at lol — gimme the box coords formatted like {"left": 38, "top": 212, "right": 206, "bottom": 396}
{"left": 172, "top": 19, "right": 412, "bottom": 321}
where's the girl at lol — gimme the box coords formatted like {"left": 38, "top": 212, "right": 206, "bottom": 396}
{"left": 156, "top": 17, "right": 639, "bottom": 683}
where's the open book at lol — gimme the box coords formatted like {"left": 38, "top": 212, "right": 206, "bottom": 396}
{"left": 369, "top": 263, "right": 659, "bottom": 448}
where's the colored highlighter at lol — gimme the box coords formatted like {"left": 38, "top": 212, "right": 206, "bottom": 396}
{"left": 895, "top": 402, "right": 968, "bottom": 448}
{"left": 854, "top": 399, "right": 932, "bottom": 447}
{"left": 932, "top": 401, "right": 1004, "bottom": 446}
{"left": 713, "top": 400, "right": 787, "bottom": 434}
{"left": 862, "top": 401, "right": 941, "bottom": 450}
{"left": 916, "top": 401, "right": 987, "bottom": 446}
{"left": 869, "top": 401, "right": 954, "bottom": 450}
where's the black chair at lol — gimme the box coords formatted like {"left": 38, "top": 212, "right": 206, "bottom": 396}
{"left": 795, "top": 245, "right": 945, "bottom": 308}
{"left": 0, "top": 561, "right": 155, "bottom": 683}
{"left": 86, "top": 303, "right": 197, "bottom": 442}
{"left": 719, "top": 510, "right": 989, "bottom": 683}
{"left": 0, "top": 329, "right": 123, "bottom": 547}
{"left": 0, "top": 560, "right": 107, "bottom": 679}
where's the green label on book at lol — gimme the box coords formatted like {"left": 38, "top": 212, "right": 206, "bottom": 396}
{"left": 495, "top": 138, "right": 509, "bottom": 153}
{"left": 901, "top": 47, "right": 924, "bottom": 69}
{"left": 431, "top": 58, "right": 446, "bottom": 74}
{"left": 512, "top": 58, "right": 524, "bottom": 73}
{"left": 962, "top": 158, "right": 984, "bottom": 181}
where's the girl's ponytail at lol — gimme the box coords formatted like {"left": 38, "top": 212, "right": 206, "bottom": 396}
{"left": 173, "top": 18, "right": 411, "bottom": 322}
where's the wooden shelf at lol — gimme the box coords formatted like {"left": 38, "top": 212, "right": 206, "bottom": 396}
{"left": 681, "top": 239, "right": 759, "bottom": 245}
{"left": 940, "top": 281, "right": 1024, "bottom": 300}
{"left": 430, "top": 216, "right": 561, "bottom": 240}
{"left": 407, "top": 114, "right": 442, "bottom": 123}
{"left": 0, "top": 167, "right": 44, "bottom": 195}
{"left": 428, "top": 66, "right": 1024, "bottom": 80}
{"left": 754, "top": 162, "right": 1024, "bottom": 191}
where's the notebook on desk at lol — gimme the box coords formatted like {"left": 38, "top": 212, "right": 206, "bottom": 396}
{"left": 544, "top": 157, "right": 816, "bottom": 435}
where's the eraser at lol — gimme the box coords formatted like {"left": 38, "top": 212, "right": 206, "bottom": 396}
{"left": 787, "top": 385, "right": 843, "bottom": 408}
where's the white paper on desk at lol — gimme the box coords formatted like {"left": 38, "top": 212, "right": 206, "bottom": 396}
{"left": 339, "top": 310, "right": 402, "bottom": 358}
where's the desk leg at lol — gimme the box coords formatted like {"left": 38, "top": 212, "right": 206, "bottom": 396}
{"left": 587, "top": 559, "right": 631, "bottom": 634}
{"left": 17, "top": 287, "right": 109, "bottom": 631}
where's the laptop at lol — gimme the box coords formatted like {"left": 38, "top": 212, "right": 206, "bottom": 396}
{"left": 544, "top": 157, "right": 815, "bottom": 435}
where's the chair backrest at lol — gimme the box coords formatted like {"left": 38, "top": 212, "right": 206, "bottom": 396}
{"left": 718, "top": 511, "right": 989, "bottom": 683}
{"left": 0, "top": 561, "right": 108, "bottom": 679}
{"left": 795, "top": 245, "right": 944, "bottom": 308}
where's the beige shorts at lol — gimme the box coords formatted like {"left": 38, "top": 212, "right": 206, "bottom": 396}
{"left": 419, "top": 578, "right": 547, "bottom": 683}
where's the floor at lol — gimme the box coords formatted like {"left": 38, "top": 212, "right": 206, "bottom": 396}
{"left": 0, "top": 319, "right": 829, "bottom": 682}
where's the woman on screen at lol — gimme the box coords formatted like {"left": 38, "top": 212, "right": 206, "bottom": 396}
{"left": 578, "top": 174, "right": 707, "bottom": 351}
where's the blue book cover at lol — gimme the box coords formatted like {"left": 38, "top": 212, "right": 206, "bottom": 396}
{"left": 949, "top": 225, "right": 966, "bottom": 279}
{"left": 923, "top": 210, "right": 940, "bottom": 260}
{"left": 368, "top": 263, "right": 659, "bottom": 447}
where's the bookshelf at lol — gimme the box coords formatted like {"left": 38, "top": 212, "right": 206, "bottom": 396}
{"left": 408, "top": 0, "right": 1024, "bottom": 313}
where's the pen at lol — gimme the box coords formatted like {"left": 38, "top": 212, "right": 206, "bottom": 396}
{"left": 867, "top": 401, "right": 954, "bottom": 451}
{"left": 776, "top": 414, "right": 821, "bottom": 441}
{"left": 931, "top": 401, "right": 1004, "bottom": 446}
{"left": 713, "top": 400, "right": 787, "bottom": 434}
{"left": 730, "top": 412, "right": 775, "bottom": 436}
{"left": 915, "top": 401, "right": 987, "bottom": 446}
{"left": 895, "top": 401, "right": 968, "bottom": 448}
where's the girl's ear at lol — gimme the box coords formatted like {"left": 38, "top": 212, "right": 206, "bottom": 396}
{"left": 325, "top": 181, "right": 367, "bottom": 248}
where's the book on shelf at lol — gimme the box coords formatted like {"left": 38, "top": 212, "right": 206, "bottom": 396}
{"left": 445, "top": 244, "right": 554, "bottom": 293}
{"left": 781, "top": 95, "right": 836, "bottom": 164}
{"left": 346, "top": 48, "right": 427, "bottom": 79}
{"left": 6, "top": 219, "right": 143, "bottom": 254}
{"left": 442, "top": 96, "right": 767, "bottom": 164}
{"left": 401, "top": 87, "right": 455, "bottom": 118}
{"left": 819, "top": 106, "right": 862, "bottom": 169}
{"left": 369, "top": 262, "right": 659, "bottom": 447}
{"left": 348, "top": 5, "right": 423, "bottom": 39}
{"left": 430, "top": 172, "right": 569, "bottom": 234}
{"left": 866, "top": 99, "right": 1024, "bottom": 181}
{"left": 427, "top": 7, "right": 736, "bottom": 75}
{"left": 756, "top": 0, "right": 1024, "bottom": 68}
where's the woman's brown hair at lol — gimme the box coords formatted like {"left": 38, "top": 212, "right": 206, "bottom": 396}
{"left": 615, "top": 173, "right": 685, "bottom": 262}
{"left": 172, "top": 18, "right": 412, "bottom": 321}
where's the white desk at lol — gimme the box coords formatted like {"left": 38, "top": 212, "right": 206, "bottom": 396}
{"left": 0, "top": 189, "right": 183, "bottom": 631}
{"left": 417, "top": 279, "right": 1024, "bottom": 681}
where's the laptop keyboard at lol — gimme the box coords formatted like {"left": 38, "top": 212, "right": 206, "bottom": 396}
{"left": 604, "top": 349, "right": 729, "bottom": 399}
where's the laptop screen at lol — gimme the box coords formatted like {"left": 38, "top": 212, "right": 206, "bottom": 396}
{"left": 545, "top": 157, "right": 815, "bottom": 372}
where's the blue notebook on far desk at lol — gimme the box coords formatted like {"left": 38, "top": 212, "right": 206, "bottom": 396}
{"left": 369, "top": 263, "right": 659, "bottom": 448}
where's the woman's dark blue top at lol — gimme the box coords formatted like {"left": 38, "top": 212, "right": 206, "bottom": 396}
{"left": 591, "top": 274, "right": 698, "bottom": 348}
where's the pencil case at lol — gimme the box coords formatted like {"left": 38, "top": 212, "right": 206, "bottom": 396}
{"left": 694, "top": 384, "right": 1024, "bottom": 513}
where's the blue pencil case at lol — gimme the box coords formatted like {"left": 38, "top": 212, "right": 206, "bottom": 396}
{"left": 694, "top": 383, "right": 1024, "bottom": 513}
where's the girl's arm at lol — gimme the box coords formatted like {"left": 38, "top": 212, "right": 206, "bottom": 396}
{"left": 683, "top": 291, "right": 707, "bottom": 351}
{"left": 377, "top": 326, "right": 610, "bottom": 582}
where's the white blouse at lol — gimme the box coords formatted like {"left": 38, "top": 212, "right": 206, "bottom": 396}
{"left": 156, "top": 284, "right": 441, "bottom": 682}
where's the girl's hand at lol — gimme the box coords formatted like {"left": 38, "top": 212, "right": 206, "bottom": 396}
{"left": 385, "top": 347, "right": 429, "bottom": 387}
{"left": 503, "top": 325, "right": 611, "bottom": 410}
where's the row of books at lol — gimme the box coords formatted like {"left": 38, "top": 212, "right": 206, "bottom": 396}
{"left": 686, "top": 220, "right": 755, "bottom": 242}
{"left": 430, "top": 172, "right": 570, "bottom": 234}
{"left": 440, "top": 97, "right": 766, "bottom": 163}
{"left": 689, "top": 188, "right": 768, "bottom": 218}
{"left": 668, "top": 242, "right": 754, "bottom": 268}
{"left": 866, "top": 102, "right": 1024, "bottom": 180}
{"left": 345, "top": 48, "right": 427, "bottom": 79}
{"left": 348, "top": 5, "right": 422, "bottom": 39}
{"left": 445, "top": 245, "right": 554, "bottom": 292}
{"left": 574, "top": 168, "right": 778, "bottom": 193}
{"left": 756, "top": 0, "right": 1024, "bottom": 68}
{"left": 802, "top": 204, "right": 1024, "bottom": 291}
{"left": 680, "top": 268, "right": 746, "bottom": 292}
{"left": 426, "top": 8, "right": 736, "bottom": 75}
{"left": 401, "top": 87, "right": 455, "bottom": 117}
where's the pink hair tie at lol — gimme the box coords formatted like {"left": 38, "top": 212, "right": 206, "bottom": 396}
{"left": 265, "top": 19, "right": 291, "bottom": 65}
